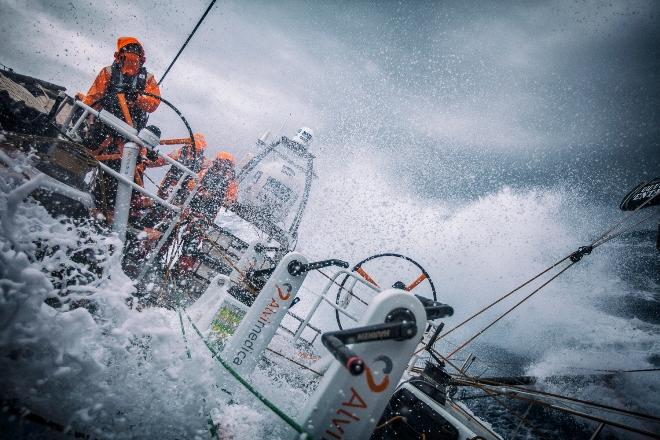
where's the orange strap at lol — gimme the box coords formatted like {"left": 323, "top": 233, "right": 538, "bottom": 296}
{"left": 405, "top": 273, "right": 428, "bottom": 292}
{"left": 160, "top": 138, "right": 192, "bottom": 145}
{"left": 356, "top": 266, "right": 380, "bottom": 287}
{"left": 117, "top": 93, "right": 134, "bottom": 127}
{"left": 134, "top": 161, "right": 146, "bottom": 186}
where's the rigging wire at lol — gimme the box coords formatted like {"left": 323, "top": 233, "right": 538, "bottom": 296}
{"left": 446, "top": 262, "right": 576, "bottom": 358}
{"left": 183, "top": 312, "right": 312, "bottom": 437}
{"left": 438, "top": 192, "right": 659, "bottom": 358}
{"left": 600, "top": 367, "right": 660, "bottom": 374}
{"left": 435, "top": 350, "right": 660, "bottom": 440}
{"left": 404, "top": 193, "right": 660, "bottom": 437}
{"left": 451, "top": 376, "right": 660, "bottom": 423}
{"left": 591, "top": 210, "right": 658, "bottom": 249}
{"left": 591, "top": 179, "right": 659, "bottom": 246}
{"left": 158, "top": 0, "right": 218, "bottom": 86}
{"left": 429, "top": 253, "right": 573, "bottom": 346}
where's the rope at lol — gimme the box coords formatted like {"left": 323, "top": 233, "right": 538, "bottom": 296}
{"left": 446, "top": 262, "right": 576, "bottom": 358}
{"left": 183, "top": 312, "right": 312, "bottom": 437}
{"left": 265, "top": 347, "right": 323, "bottom": 376}
{"left": 436, "top": 193, "right": 659, "bottom": 357}
{"left": 177, "top": 307, "right": 192, "bottom": 359}
{"left": 159, "top": 0, "right": 217, "bottom": 85}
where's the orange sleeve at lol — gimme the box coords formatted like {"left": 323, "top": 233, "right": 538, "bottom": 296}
{"left": 225, "top": 180, "right": 238, "bottom": 205}
{"left": 83, "top": 68, "right": 111, "bottom": 106}
{"left": 136, "top": 73, "right": 161, "bottom": 113}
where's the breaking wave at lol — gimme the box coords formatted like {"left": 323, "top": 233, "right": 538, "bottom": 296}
{"left": 1, "top": 145, "right": 657, "bottom": 438}
{"left": 300, "top": 146, "right": 660, "bottom": 435}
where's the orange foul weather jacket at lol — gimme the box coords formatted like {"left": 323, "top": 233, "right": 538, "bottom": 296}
{"left": 189, "top": 152, "right": 238, "bottom": 206}
{"left": 83, "top": 37, "right": 160, "bottom": 123}
{"left": 83, "top": 37, "right": 162, "bottom": 209}
{"left": 83, "top": 67, "right": 160, "bottom": 117}
{"left": 181, "top": 152, "right": 238, "bottom": 223}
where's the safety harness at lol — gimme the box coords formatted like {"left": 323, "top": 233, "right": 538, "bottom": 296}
{"left": 101, "top": 63, "right": 149, "bottom": 130}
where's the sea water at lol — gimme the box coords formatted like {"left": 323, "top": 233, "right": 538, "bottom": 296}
{"left": 1, "top": 146, "right": 657, "bottom": 439}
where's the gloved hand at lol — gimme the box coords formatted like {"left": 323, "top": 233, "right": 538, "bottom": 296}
{"left": 145, "top": 146, "right": 159, "bottom": 162}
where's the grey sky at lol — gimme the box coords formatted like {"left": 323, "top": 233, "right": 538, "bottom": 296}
{"left": 1, "top": 0, "right": 658, "bottom": 200}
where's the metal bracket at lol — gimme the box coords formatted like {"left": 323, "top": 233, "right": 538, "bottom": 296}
{"left": 301, "top": 289, "right": 427, "bottom": 440}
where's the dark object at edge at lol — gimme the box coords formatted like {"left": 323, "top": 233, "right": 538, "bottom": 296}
{"left": 619, "top": 177, "right": 660, "bottom": 211}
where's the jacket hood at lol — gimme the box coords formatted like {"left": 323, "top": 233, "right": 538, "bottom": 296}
{"left": 115, "top": 37, "right": 146, "bottom": 63}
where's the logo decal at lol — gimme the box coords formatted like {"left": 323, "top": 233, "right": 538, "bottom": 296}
{"left": 277, "top": 283, "right": 292, "bottom": 301}
{"left": 365, "top": 355, "right": 392, "bottom": 392}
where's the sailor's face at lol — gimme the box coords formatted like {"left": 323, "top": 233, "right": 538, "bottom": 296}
{"left": 120, "top": 52, "right": 141, "bottom": 76}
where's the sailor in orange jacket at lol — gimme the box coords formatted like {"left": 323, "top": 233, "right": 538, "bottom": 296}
{"left": 84, "top": 36, "right": 160, "bottom": 133}
{"left": 173, "top": 151, "right": 238, "bottom": 275}
{"left": 82, "top": 37, "right": 161, "bottom": 170}
{"left": 81, "top": 37, "right": 162, "bottom": 218}
{"left": 156, "top": 133, "right": 209, "bottom": 200}
{"left": 189, "top": 151, "right": 238, "bottom": 220}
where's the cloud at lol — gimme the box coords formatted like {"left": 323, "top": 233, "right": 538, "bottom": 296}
{"left": 1, "top": 0, "right": 658, "bottom": 191}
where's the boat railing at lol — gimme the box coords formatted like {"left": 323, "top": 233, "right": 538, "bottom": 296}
{"left": 63, "top": 99, "right": 198, "bottom": 179}
{"left": 56, "top": 97, "right": 204, "bottom": 280}
{"left": 292, "top": 268, "right": 381, "bottom": 342}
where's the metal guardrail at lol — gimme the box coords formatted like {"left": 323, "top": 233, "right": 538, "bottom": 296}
{"left": 61, "top": 98, "right": 202, "bottom": 274}
{"left": 293, "top": 269, "right": 381, "bottom": 342}
{"left": 66, "top": 100, "right": 198, "bottom": 178}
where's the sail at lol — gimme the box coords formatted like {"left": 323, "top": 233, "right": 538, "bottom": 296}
{"left": 619, "top": 177, "right": 660, "bottom": 211}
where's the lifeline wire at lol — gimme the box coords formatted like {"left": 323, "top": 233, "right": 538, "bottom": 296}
{"left": 159, "top": 0, "right": 217, "bottom": 85}
{"left": 177, "top": 307, "right": 192, "bottom": 359}
{"left": 265, "top": 347, "right": 323, "bottom": 376}
{"left": 183, "top": 312, "right": 312, "bottom": 438}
